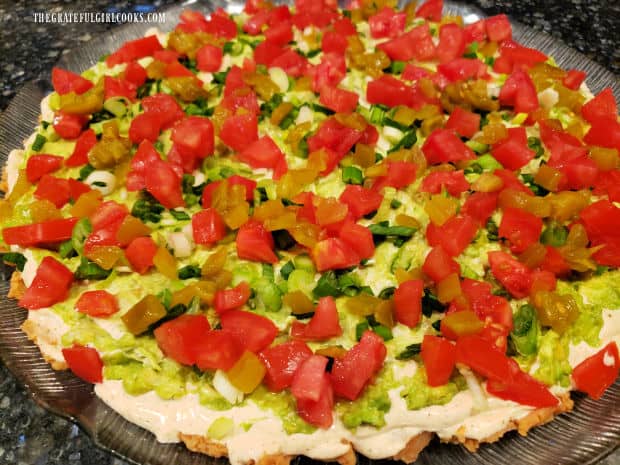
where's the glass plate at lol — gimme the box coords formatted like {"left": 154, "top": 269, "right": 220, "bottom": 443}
{"left": 0, "top": 2, "right": 619, "bottom": 464}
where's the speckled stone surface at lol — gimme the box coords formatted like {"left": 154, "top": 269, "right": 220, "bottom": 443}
{"left": 0, "top": 1, "right": 619, "bottom": 464}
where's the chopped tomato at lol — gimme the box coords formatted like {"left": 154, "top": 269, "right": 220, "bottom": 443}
{"left": 236, "top": 220, "right": 278, "bottom": 263}
{"left": 426, "top": 215, "right": 478, "bottom": 257}
{"left": 172, "top": 116, "right": 215, "bottom": 159}
{"left": 421, "top": 335, "right": 456, "bottom": 387}
{"left": 3, "top": 217, "right": 78, "bottom": 247}
{"left": 62, "top": 345, "right": 103, "bottom": 384}
{"left": 291, "top": 296, "right": 343, "bottom": 341}
{"left": 65, "top": 129, "right": 97, "bottom": 167}
{"left": 104, "top": 76, "right": 136, "bottom": 101}
{"left": 580, "top": 199, "right": 620, "bottom": 267}
{"left": 494, "top": 169, "right": 533, "bottom": 196}
{"left": 195, "top": 330, "right": 244, "bottom": 371}
{"left": 372, "top": 161, "right": 417, "bottom": 192}
{"left": 368, "top": 7, "right": 406, "bottom": 39}
{"left": 260, "top": 340, "right": 313, "bottom": 392}
{"left": 330, "top": 330, "right": 387, "bottom": 400}
{"left": 25, "top": 155, "right": 63, "bottom": 183}
{"left": 196, "top": 44, "right": 223, "bottom": 72}
{"left": 378, "top": 24, "right": 436, "bottom": 62}
{"left": 562, "top": 69, "right": 587, "bottom": 90}
{"left": 220, "top": 309, "right": 278, "bottom": 353}
{"left": 125, "top": 236, "right": 158, "bottom": 274}
{"left": 214, "top": 281, "right": 251, "bottom": 314}
{"left": 270, "top": 50, "right": 308, "bottom": 77}
{"left": 154, "top": 314, "right": 211, "bottom": 365}
{"left": 129, "top": 112, "right": 162, "bottom": 144}
{"left": 296, "top": 369, "right": 334, "bottom": 428}
{"left": 321, "top": 30, "right": 348, "bottom": 55}
{"left": 499, "top": 69, "right": 539, "bottom": 114}
{"left": 415, "top": 0, "right": 443, "bottom": 21}
{"left": 492, "top": 127, "right": 536, "bottom": 171}
{"left": 310, "top": 52, "right": 346, "bottom": 92}
{"left": 307, "top": 117, "right": 362, "bottom": 158}
{"left": 192, "top": 208, "right": 227, "bottom": 245}
{"left": 53, "top": 112, "right": 87, "bottom": 139}
{"left": 142, "top": 93, "right": 185, "bottom": 130}
{"left": 339, "top": 185, "right": 384, "bottom": 219}
{"left": 423, "top": 246, "right": 460, "bottom": 283}
{"left": 463, "top": 19, "right": 487, "bottom": 45}
{"left": 420, "top": 170, "right": 470, "bottom": 197}
{"left": 402, "top": 64, "right": 431, "bottom": 82}
{"left": 437, "top": 58, "right": 488, "bottom": 82}
{"left": 498, "top": 207, "right": 543, "bottom": 254}
{"left": 487, "top": 359, "right": 558, "bottom": 408}
{"left": 455, "top": 334, "right": 513, "bottom": 381}
{"left": 494, "top": 41, "right": 547, "bottom": 74}
{"left": 19, "top": 256, "right": 74, "bottom": 309}
{"left": 488, "top": 250, "right": 533, "bottom": 298}
{"left": 581, "top": 88, "right": 617, "bottom": 125}
{"left": 393, "top": 279, "right": 424, "bottom": 328}
{"left": 333, "top": 17, "right": 356, "bottom": 36}
{"left": 51, "top": 67, "right": 93, "bottom": 95}
{"left": 437, "top": 23, "right": 465, "bottom": 64}
{"left": 204, "top": 11, "right": 238, "bottom": 39}
{"left": 124, "top": 61, "right": 147, "bottom": 87}
{"left": 237, "top": 136, "right": 285, "bottom": 170}
{"left": 572, "top": 342, "right": 620, "bottom": 399}
{"left": 145, "top": 160, "right": 185, "bottom": 209}
{"left": 445, "top": 106, "right": 480, "bottom": 139}
{"left": 338, "top": 222, "right": 375, "bottom": 260}
{"left": 291, "top": 355, "right": 329, "bottom": 401}
{"left": 106, "top": 35, "right": 163, "bottom": 66}
{"left": 366, "top": 75, "right": 415, "bottom": 108}
{"left": 220, "top": 113, "right": 259, "bottom": 152}
{"left": 264, "top": 21, "right": 293, "bottom": 46}
{"left": 75, "top": 290, "right": 119, "bottom": 318}
{"left": 311, "top": 237, "right": 360, "bottom": 272}
{"left": 34, "top": 175, "right": 71, "bottom": 208}
{"left": 461, "top": 192, "right": 498, "bottom": 225}
{"left": 485, "top": 14, "right": 512, "bottom": 42}
{"left": 319, "top": 86, "right": 359, "bottom": 114}
{"left": 422, "top": 129, "right": 476, "bottom": 165}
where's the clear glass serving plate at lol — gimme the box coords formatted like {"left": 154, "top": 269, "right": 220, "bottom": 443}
{"left": 0, "top": 1, "right": 618, "bottom": 464}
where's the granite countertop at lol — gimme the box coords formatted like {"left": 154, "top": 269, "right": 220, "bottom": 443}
{"left": 0, "top": 1, "right": 619, "bottom": 464}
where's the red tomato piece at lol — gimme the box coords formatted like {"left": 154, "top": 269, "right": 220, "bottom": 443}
{"left": 423, "top": 246, "right": 460, "bottom": 283}
{"left": 422, "top": 129, "right": 476, "bottom": 165}
{"left": 402, "top": 64, "right": 431, "bottom": 82}
{"left": 498, "top": 207, "right": 543, "bottom": 254}
{"left": 330, "top": 331, "right": 387, "bottom": 400}
{"left": 488, "top": 250, "right": 533, "bottom": 298}
{"left": 581, "top": 88, "right": 618, "bottom": 125}
{"left": 321, "top": 30, "right": 348, "bottom": 55}
{"left": 106, "top": 35, "right": 163, "bottom": 66}
{"left": 236, "top": 220, "right": 278, "bottom": 263}
{"left": 563, "top": 69, "right": 586, "bottom": 90}
{"left": 494, "top": 169, "right": 533, "bottom": 196}
{"left": 53, "top": 112, "right": 87, "bottom": 139}
{"left": 338, "top": 222, "right": 375, "bottom": 260}
{"left": 296, "top": 371, "right": 334, "bottom": 428}
{"left": 260, "top": 340, "right": 313, "bottom": 392}
{"left": 426, "top": 215, "right": 478, "bottom": 257}
{"left": 103, "top": 76, "right": 137, "bottom": 101}
{"left": 153, "top": 50, "right": 181, "bottom": 63}
{"left": 52, "top": 67, "right": 93, "bottom": 95}
{"left": 291, "top": 296, "right": 343, "bottom": 341}
{"left": 372, "top": 161, "right": 417, "bottom": 192}
{"left": 264, "top": 21, "right": 294, "bottom": 47}
{"left": 195, "top": 330, "right": 244, "bottom": 371}
{"left": 192, "top": 208, "right": 227, "bottom": 245}
{"left": 214, "top": 281, "right": 251, "bottom": 314}
{"left": 445, "top": 107, "right": 480, "bottom": 139}
{"left": 415, "top": 0, "right": 443, "bottom": 21}
{"left": 220, "top": 113, "right": 259, "bottom": 152}
{"left": 437, "top": 58, "right": 488, "bottom": 82}
{"left": 461, "top": 192, "right": 498, "bottom": 225}
{"left": 420, "top": 170, "right": 470, "bottom": 197}
{"left": 237, "top": 136, "right": 285, "bottom": 170}
{"left": 377, "top": 24, "right": 436, "bottom": 62}
{"left": 463, "top": 19, "right": 487, "bottom": 45}
{"left": 270, "top": 50, "right": 309, "bottom": 77}
{"left": 311, "top": 237, "right": 360, "bottom": 272}
{"left": 422, "top": 335, "right": 456, "bottom": 387}
{"left": 366, "top": 75, "right": 414, "bottom": 108}
{"left": 455, "top": 334, "right": 513, "bottom": 382}
{"left": 338, "top": 185, "right": 384, "bottom": 219}
{"left": 165, "top": 61, "right": 195, "bottom": 78}
{"left": 66, "top": 129, "right": 97, "bottom": 167}
{"left": 142, "top": 93, "right": 185, "bottom": 130}
{"left": 572, "top": 342, "right": 620, "bottom": 399}
{"left": 75, "top": 290, "right": 119, "bottom": 318}
{"left": 368, "top": 7, "right": 406, "bottom": 39}
{"left": 485, "top": 14, "right": 512, "bottom": 42}
{"left": 154, "top": 315, "right": 212, "bottom": 366}
{"left": 319, "top": 86, "right": 359, "bottom": 114}
{"left": 19, "top": 256, "right": 74, "bottom": 309}
{"left": 204, "top": 11, "right": 238, "bottom": 39}
{"left": 124, "top": 61, "right": 147, "bottom": 87}
{"left": 125, "top": 236, "right": 158, "bottom": 274}
{"left": 62, "top": 345, "right": 103, "bottom": 384}
{"left": 393, "top": 279, "right": 424, "bottom": 328}
{"left": 494, "top": 41, "right": 547, "bottom": 74}
{"left": 3, "top": 217, "right": 78, "bottom": 247}
{"left": 177, "top": 10, "right": 210, "bottom": 32}
{"left": 310, "top": 52, "right": 347, "bottom": 92}
{"left": 487, "top": 359, "right": 559, "bottom": 408}
{"left": 492, "top": 127, "right": 536, "bottom": 171}
{"left": 437, "top": 23, "right": 465, "bottom": 63}
{"left": 307, "top": 118, "right": 363, "bottom": 158}
{"left": 145, "top": 160, "right": 185, "bottom": 209}
{"left": 129, "top": 112, "right": 162, "bottom": 144}
{"left": 580, "top": 199, "right": 620, "bottom": 267}
{"left": 34, "top": 175, "right": 71, "bottom": 208}
{"left": 253, "top": 40, "right": 285, "bottom": 66}
{"left": 540, "top": 245, "right": 571, "bottom": 277}
{"left": 291, "top": 355, "right": 329, "bottom": 402}
{"left": 26, "top": 155, "right": 63, "bottom": 183}
{"left": 172, "top": 116, "right": 215, "bottom": 159}
{"left": 499, "top": 69, "right": 539, "bottom": 114}
{"left": 220, "top": 309, "right": 278, "bottom": 353}
{"left": 196, "top": 44, "right": 223, "bottom": 72}
{"left": 333, "top": 17, "right": 357, "bottom": 36}
{"left": 90, "top": 201, "right": 128, "bottom": 231}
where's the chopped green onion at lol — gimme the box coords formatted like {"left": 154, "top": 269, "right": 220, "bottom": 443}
{"left": 422, "top": 288, "right": 446, "bottom": 317}
{"left": 396, "top": 343, "right": 422, "bottom": 360}
{"left": 355, "top": 321, "right": 370, "bottom": 340}
{"left": 74, "top": 257, "right": 111, "bottom": 280}
{"left": 178, "top": 265, "right": 201, "bottom": 280}
{"left": 388, "top": 130, "right": 417, "bottom": 153}
{"left": 58, "top": 241, "right": 76, "bottom": 259}
{"left": 342, "top": 166, "right": 364, "bottom": 185}
{"left": 78, "top": 164, "right": 96, "bottom": 182}
{"left": 212, "top": 70, "right": 230, "bottom": 84}
{"left": 476, "top": 153, "right": 503, "bottom": 171}
{"left": 169, "top": 209, "right": 190, "bottom": 221}
{"left": 313, "top": 271, "right": 340, "bottom": 298}
{"left": 272, "top": 229, "right": 296, "bottom": 250}
{"left": 510, "top": 304, "right": 539, "bottom": 356}
{"left": 369, "top": 105, "right": 386, "bottom": 125}
{"left": 372, "top": 324, "right": 393, "bottom": 341}
{"left": 311, "top": 103, "right": 334, "bottom": 115}
{"left": 486, "top": 218, "right": 499, "bottom": 242}
{"left": 369, "top": 221, "right": 416, "bottom": 238}
{"left": 31, "top": 134, "right": 47, "bottom": 152}
{"left": 279, "top": 107, "right": 300, "bottom": 130}
{"left": 388, "top": 61, "right": 406, "bottom": 74}
{"left": 383, "top": 118, "right": 410, "bottom": 132}
{"left": 378, "top": 286, "right": 396, "bottom": 300}
{"left": 0, "top": 252, "right": 26, "bottom": 271}
{"left": 390, "top": 199, "right": 402, "bottom": 209}
{"left": 132, "top": 193, "right": 165, "bottom": 223}
{"left": 262, "top": 263, "right": 275, "bottom": 280}
{"left": 521, "top": 173, "right": 549, "bottom": 196}
{"left": 71, "top": 218, "right": 92, "bottom": 256}
{"left": 540, "top": 223, "right": 568, "bottom": 247}
{"left": 280, "top": 261, "right": 295, "bottom": 280}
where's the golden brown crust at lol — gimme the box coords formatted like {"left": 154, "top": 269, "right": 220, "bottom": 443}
{"left": 179, "top": 433, "right": 229, "bottom": 458}
{"left": 21, "top": 318, "right": 68, "bottom": 370}
{"left": 8, "top": 270, "right": 25, "bottom": 299}
{"left": 335, "top": 444, "right": 357, "bottom": 465}
{"left": 445, "top": 392, "right": 574, "bottom": 452}
{"left": 392, "top": 431, "right": 433, "bottom": 463}
{"left": 0, "top": 165, "right": 8, "bottom": 194}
